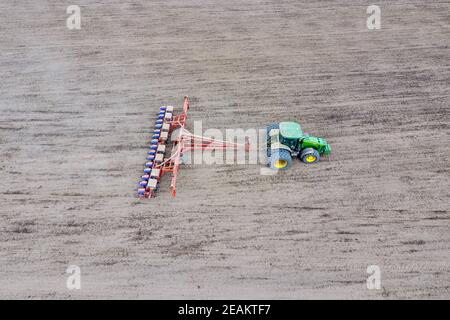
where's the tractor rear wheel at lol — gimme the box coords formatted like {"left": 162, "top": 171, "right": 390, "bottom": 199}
{"left": 266, "top": 123, "right": 279, "bottom": 157}
{"left": 270, "top": 149, "right": 292, "bottom": 170}
{"left": 266, "top": 123, "right": 279, "bottom": 137}
{"left": 300, "top": 148, "right": 320, "bottom": 164}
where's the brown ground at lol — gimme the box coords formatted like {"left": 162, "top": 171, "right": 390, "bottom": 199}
{"left": 0, "top": 0, "right": 449, "bottom": 299}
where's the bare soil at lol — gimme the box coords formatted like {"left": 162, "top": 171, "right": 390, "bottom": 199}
{"left": 0, "top": 0, "right": 449, "bottom": 299}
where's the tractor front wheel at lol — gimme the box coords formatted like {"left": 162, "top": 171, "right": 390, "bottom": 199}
{"left": 270, "top": 149, "right": 292, "bottom": 170}
{"left": 300, "top": 148, "right": 320, "bottom": 164}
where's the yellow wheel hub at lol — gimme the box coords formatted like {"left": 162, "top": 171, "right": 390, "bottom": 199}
{"left": 305, "top": 155, "right": 317, "bottom": 163}
{"left": 274, "top": 159, "right": 288, "bottom": 168}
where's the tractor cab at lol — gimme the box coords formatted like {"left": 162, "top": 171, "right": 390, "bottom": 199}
{"left": 279, "top": 122, "right": 303, "bottom": 150}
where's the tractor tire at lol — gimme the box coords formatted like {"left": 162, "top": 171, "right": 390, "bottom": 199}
{"left": 300, "top": 148, "right": 320, "bottom": 164}
{"left": 270, "top": 149, "right": 292, "bottom": 170}
{"left": 266, "top": 123, "right": 279, "bottom": 137}
{"left": 266, "top": 123, "right": 279, "bottom": 157}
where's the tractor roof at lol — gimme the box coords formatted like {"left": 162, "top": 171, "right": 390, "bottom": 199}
{"left": 279, "top": 122, "right": 303, "bottom": 139}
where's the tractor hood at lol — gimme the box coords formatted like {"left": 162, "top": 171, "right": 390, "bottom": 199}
{"left": 301, "top": 136, "right": 331, "bottom": 155}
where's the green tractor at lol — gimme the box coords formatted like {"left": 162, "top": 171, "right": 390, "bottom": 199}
{"left": 267, "top": 122, "right": 331, "bottom": 170}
